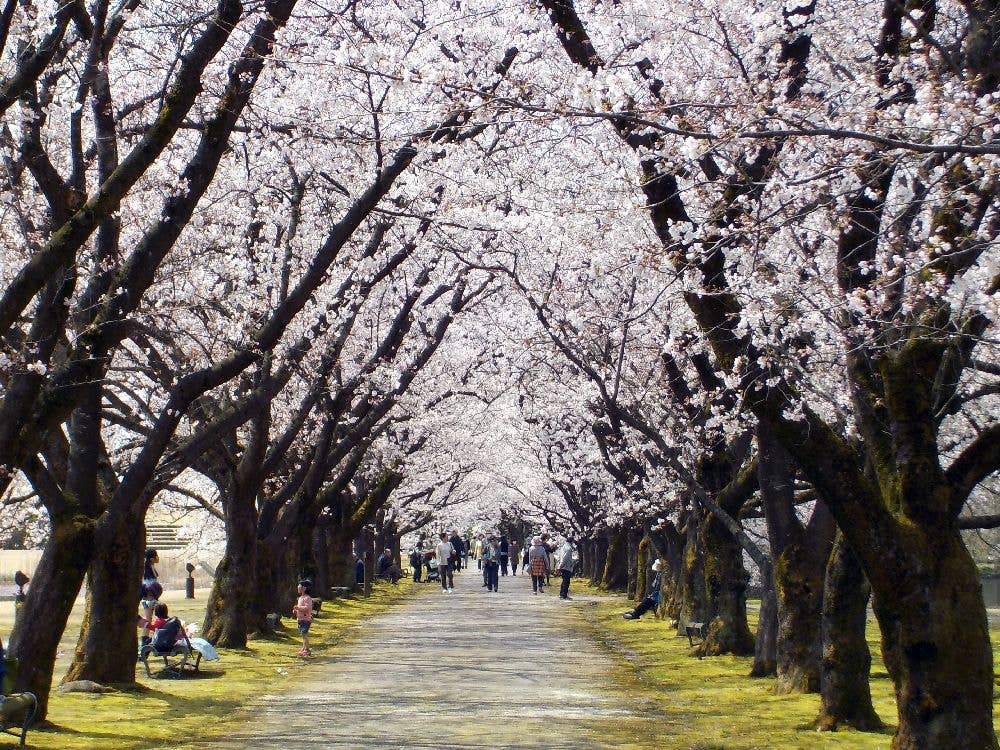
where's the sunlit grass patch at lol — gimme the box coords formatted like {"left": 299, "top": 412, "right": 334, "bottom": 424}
{"left": 574, "top": 582, "right": 918, "bottom": 749}
{"left": 6, "top": 581, "right": 415, "bottom": 750}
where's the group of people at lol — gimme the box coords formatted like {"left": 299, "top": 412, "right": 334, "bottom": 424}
{"left": 403, "top": 530, "right": 579, "bottom": 599}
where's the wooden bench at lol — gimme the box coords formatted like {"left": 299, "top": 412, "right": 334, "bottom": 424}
{"left": 685, "top": 621, "right": 708, "bottom": 647}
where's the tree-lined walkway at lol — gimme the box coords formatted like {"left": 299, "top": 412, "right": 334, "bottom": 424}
{"left": 199, "top": 572, "right": 662, "bottom": 749}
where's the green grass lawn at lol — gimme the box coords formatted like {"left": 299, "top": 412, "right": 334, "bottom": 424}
{"left": 575, "top": 582, "right": 1000, "bottom": 749}
{"left": 4, "top": 580, "right": 999, "bottom": 749}
{"left": 0, "top": 581, "right": 416, "bottom": 749}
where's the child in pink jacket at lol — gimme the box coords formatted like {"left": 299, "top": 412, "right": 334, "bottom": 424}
{"left": 291, "top": 580, "right": 314, "bottom": 657}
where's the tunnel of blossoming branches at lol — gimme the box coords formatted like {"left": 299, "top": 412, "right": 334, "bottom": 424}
{"left": 0, "top": 0, "right": 998, "bottom": 746}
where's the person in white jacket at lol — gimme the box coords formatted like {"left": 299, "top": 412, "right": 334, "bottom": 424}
{"left": 555, "top": 538, "right": 577, "bottom": 600}
{"left": 436, "top": 532, "right": 454, "bottom": 592}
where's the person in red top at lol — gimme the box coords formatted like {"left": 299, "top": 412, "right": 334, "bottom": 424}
{"left": 291, "top": 580, "right": 314, "bottom": 657}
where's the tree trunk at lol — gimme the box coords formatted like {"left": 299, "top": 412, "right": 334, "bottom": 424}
{"left": 203, "top": 492, "right": 258, "bottom": 647}
{"left": 327, "top": 527, "right": 357, "bottom": 588}
{"left": 758, "top": 423, "right": 834, "bottom": 692}
{"left": 363, "top": 531, "right": 375, "bottom": 597}
{"left": 9, "top": 512, "right": 95, "bottom": 720}
{"left": 697, "top": 511, "right": 755, "bottom": 656}
{"left": 874, "top": 527, "right": 993, "bottom": 749}
{"left": 248, "top": 538, "right": 283, "bottom": 635}
{"left": 626, "top": 526, "right": 642, "bottom": 599}
{"left": 773, "top": 539, "right": 826, "bottom": 692}
{"left": 676, "top": 509, "right": 708, "bottom": 635}
{"left": 751, "top": 562, "right": 778, "bottom": 678}
{"left": 601, "top": 527, "right": 628, "bottom": 591}
{"left": 63, "top": 509, "right": 145, "bottom": 684}
{"left": 589, "top": 535, "right": 608, "bottom": 587}
{"left": 311, "top": 526, "right": 329, "bottom": 597}
{"left": 816, "top": 531, "right": 880, "bottom": 731}
{"left": 635, "top": 536, "right": 649, "bottom": 604}
{"left": 649, "top": 519, "right": 684, "bottom": 620}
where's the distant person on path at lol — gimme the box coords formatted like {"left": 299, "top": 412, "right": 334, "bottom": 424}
{"left": 556, "top": 538, "right": 577, "bottom": 600}
{"left": 139, "top": 547, "right": 160, "bottom": 649}
{"left": 410, "top": 546, "right": 424, "bottom": 582}
{"left": 292, "top": 580, "right": 314, "bottom": 656}
{"left": 540, "top": 533, "right": 555, "bottom": 586}
{"left": 482, "top": 535, "right": 500, "bottom": 592}
{"left": 474, "top": 535, "right": 484, "bottom": 569}
{"left": 528, "top": 536, "right": 549, "bottom": 594}
{"left": 355, "top": 555, "right": 365, "bottom": 585}
{"left": 499, "top": 535, "right": 510, "bottom": 576}
{"left": 623, "top": 560, "right": 663, "bottom": 620}
{"left": 449, "top": 530, "right": 465, "bottom": 571}
{"left": 436, "top": 533, "right": 455, "bottom": 592}
{"left": 510, "top": 539, "right": 520, "bottom": 575}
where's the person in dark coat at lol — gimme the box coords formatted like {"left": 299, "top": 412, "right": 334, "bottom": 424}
{"left": 409, "top": 546, "right": 423, "bottom": 582}
{"left": 449, "top": 530, "right": 465, "bottom": 571}
{"left": 498, "top": 535, "right": 510, "bottom": 576}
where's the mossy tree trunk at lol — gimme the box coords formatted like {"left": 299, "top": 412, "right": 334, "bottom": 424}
{"left": 751, "top": 561, "right": 778, "bottom": 678}
{"left": 758, "top": 423, "right": 836, "bottom": 693}
{"left": 248, "top": 537, "right": 283, "bottom": 634}
{"left": 697, "top": 510, "right": 754, "bottom": 656}
{"left": 327, "top": 526, "right": 357, "bottom": 588}
{"left": 816, "top": 531, "right": 880, "bottom": 731}
{"left": 64, "top": 507, "right": 145, "bottom": 684}
{"left": 625, "top": 527, "right": 641, "bottom": 599}
{"left": 676, "top": 508, "right": 708, "bottom": 635}
{"left": 589, "top": 535, "right": 608, "bottom": 587}
{"left": 874, "top": 524, "right": 992, "bottom": 749}
{"left": 648, "top": 519, "right": 685, "bottom": 620}
{"left": 202, "top": 488, "right": 258, "bottom": 647}
{"left": 9, "top": 512, "right": 95, "bottom": 720}
{"left": 601, "top": 527, "right": 628, "bottom": 591}
{"left": 635, "top": 535, "right": 649, "bottom": 603}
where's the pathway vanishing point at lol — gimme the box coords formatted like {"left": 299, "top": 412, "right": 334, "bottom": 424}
{"left": 197, "top": 570, "right": 665, "bottom": 749}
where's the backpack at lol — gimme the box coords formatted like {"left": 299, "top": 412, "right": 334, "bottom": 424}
{"left": 152, "top": 617, "right": 182, "bottom": 650}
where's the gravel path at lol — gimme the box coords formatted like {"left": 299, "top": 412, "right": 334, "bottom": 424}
{"left": 197, "top": 569, "right": 660, "bottom": 749}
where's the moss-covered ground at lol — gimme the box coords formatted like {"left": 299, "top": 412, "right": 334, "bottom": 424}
{"left": 575, "top": 582, "right": 1000, "bottom": 749}
{"left": 5, "top": 578, "right": 1000, "bottom": 748}
{"left": 0, "top": 581, "right": 415, "bottom": 749}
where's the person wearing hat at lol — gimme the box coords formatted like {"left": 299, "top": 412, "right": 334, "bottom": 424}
{"left": 623, "top": 559, "right": 664, "bottom": 620}
{"left": 528, "top": 536, "right": 549, "bottom": 594}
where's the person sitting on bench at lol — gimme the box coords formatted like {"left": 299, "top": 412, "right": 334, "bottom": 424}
{"left": 376, "top": 549, "right": 401, "bottom": 583}
{"left": 623, "top": 559, "right": 663, "bottom": 620}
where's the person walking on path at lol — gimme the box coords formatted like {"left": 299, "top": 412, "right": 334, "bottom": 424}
{"left": 473, "top": 535, "right": 484, "bottom": 570}
{"left": 436, "top": 533, "right": 455, "bottom": 592}
{"left": 449, "top": 530, "right": 465, "bottom": 572}
{"left": 510, "top": 539, "right": 521, "bottom": 575}
{"left": 482, "top": 535, "right": 500, "bottom": 592}
{"left": 556, "top": 538, "right": 577, "bottom": 600}
{"left": 528, "top": 536, "right": 549, "bottom": 594}
{"left": 409, "top": 546, "right": 423, "bottom": 583}
{"left": 623, "top": 560, "right": 663, "bottom": 620}
{"left": 499, "top": 535, "right": 510, "bottom": 576}
{"left": 540, "top": 533, "right": 555, "bottom": 586}
{"left": 292, "top": 580, "right": 314, "bottom": 656}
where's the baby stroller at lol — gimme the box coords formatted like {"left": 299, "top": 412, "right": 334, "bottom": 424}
{"left": 424, "top": 550, "right": 440, "bottom": 583}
